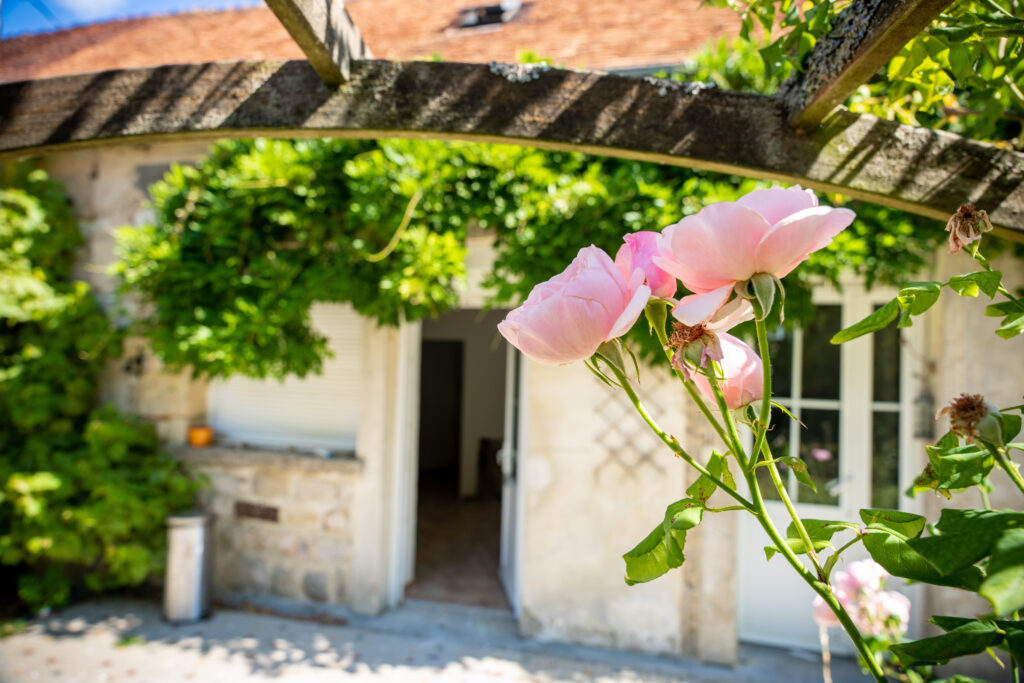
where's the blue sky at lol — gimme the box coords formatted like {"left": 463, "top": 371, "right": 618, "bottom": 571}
{"left": 1, "top": 0, "right": 262, "bottom": 38}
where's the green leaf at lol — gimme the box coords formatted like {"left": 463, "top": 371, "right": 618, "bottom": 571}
{"left": 1001, "top": 413, "right": 1022, "bottom": 442}
{"left": 765, "top": 519, "right": 852, "bottom": 560}
{"left": 622, "top": 498, "right": 703, "bottom": 585}
{"left": 979, "top": 528, "right": 1024, "bottom": 616}
{"left": 996, "top": 312, "right": 1024, "bottom": 339}
{"left": 897, "top": 281, "right": 942, "bottom": 327}
{"left": 947, "top": 271, "right": 1002, "bottom": 299}
{"left": 862, "top": 524, "right": 984, "bottom": 591}
{"left": 890, "top": 620, "right": 1004, "bottom": 666}
{"left": 1006, "top": 628, "right": 1024, "bottom": 670}
{"left": 623, "top": 522, "right": 683, "bottom": 585}
{"left": 909, "top": 509, "right": 1024, "bottom": 576}
{"left": 779, "top": 456, "right": 816, "bottom": 492}
{"left": 985, "top": 301, "right": 1021, "bottom": 317}
{"left": 924, "top": 442, "right": 995, "bottom": 490}
{"left": 686, "top": 452, "right": 732, "bottom": 503}
{"left": 859, "top": 508, "right": 927, "bottom": 538}
{"left": 831, "top": 298, "right": 898, "bottom": 344}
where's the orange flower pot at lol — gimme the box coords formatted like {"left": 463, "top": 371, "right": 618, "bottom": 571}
{"left": 187, "top": 425, "right": 213, "bottom": 448}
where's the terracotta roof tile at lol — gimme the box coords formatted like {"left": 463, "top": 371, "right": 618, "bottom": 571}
{"left": 0, "top": 2, "right": 739, "bottom": 84}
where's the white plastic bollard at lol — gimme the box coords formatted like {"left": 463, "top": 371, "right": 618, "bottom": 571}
{"left": 164, "top": 513, "right": 212, "bottom": 623}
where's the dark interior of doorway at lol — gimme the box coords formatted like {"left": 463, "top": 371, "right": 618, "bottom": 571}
{"left": 406, "top": 317, "right": 510, "bottom": 610}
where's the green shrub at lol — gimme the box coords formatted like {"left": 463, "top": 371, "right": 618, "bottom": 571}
{"left": 0, "top": 162, "right": 202, "bottom": 612}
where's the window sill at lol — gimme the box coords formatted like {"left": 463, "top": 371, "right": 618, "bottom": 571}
{"left": 172, "top": 444, "right": 364, "bottom": 474}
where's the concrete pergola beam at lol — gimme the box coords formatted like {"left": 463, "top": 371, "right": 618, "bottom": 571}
{"left": 0, "top": 59, "right": 1022, "bottom": 239}
{"left": 778, "top": 0, "right": 955, "bottom": 131}
{"left": 264, "top": 0, "right": 371, "bottom": 85}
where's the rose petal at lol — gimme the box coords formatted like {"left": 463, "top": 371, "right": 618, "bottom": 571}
{"left": 607, "top": 283, "right": 652, "bottom": 339}
{"left": 708, "top": 297, "right": 754, "bottom": 331}
{"left": 737, "top": 186, "right": 818, "bottom": 226}
{"left": 671, "top": 284, "right": 733, "bottom": 326}
{"left": 656, "top": 202, "right": 771, "bottom": 292}
{"left": 754, "top": 206, "right": 855, "bottom": 277}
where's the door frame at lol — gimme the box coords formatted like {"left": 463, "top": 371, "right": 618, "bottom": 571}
{"left": 385, "top": 316, "right": 526, "bottom": 613}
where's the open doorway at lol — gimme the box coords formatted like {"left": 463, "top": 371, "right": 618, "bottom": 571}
{"left": 406, "top": 309, "right": 511, "bottom": 610}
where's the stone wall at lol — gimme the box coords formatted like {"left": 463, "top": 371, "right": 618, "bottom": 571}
{"left": 518, "top": 359, "right": 737, "bottom": 663}
{"left": 919, "top": 250, "right": 1024, "bottom": 678}
{"left": 177, "top": 447, "right": 363, "bottom": 608}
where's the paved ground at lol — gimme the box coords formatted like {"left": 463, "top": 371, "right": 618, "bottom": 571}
{"left": 0, "top": 598, "right": 867, "bottom": 682}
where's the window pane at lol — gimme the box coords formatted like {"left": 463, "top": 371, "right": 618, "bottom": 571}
{"left": 801, "top": 306, "right": 841, "bottom": 400}
{"left": 873, "top": 313, "right": 901, "bottom": 402}
{"left": 755, "top": 405, "right": 792, "bottom": 500}
{"left": 872, "top": 411, "right": 900, "bottom": 509}
{"left": 796, "top": 408, "right": 840, "bottom": 505}
{"left": 767, "top": 326, "right": 793, "bottom": 399}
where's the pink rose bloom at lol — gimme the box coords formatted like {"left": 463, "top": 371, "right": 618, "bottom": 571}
{"left": 875, "top": 590, "right": 911, "bottom": 636}
{"left": 809, "top": 447, "right": 833, "bottom": 462}
{"left": 615, "top": 231, "right": 677, "bottom": 299}
{"left": 498, "top": 245, "right": 651, "bottom": 366}
{"left": 692, "top": 332, "right": 763, "bottom": 409}
{"left": 835, "top": 559, "right": 889, "bottom": 597}
{"left": 654, "top": 186, "right": 855, "bottom": 320}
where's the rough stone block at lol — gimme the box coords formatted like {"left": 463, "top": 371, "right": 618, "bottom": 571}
{"left": 334, "top": 569, "right": 347, "bottom": 605}
{"left": 303, "top": 571, "right": 329, "bottom": 602}
{"left": 276, "top": 532, "right": 309, "bottom": 559}
{"left": 271, "top": 566, "right": 300, "bottom": 598}
{"left": 254, "top": 473, "right": 290, "bottom": 498}
{"left": 282, "top": 507, "right": 322, "bottom": 528}
{"left": 322, "top": 506, "right": 349, "bottom": 533}
{"left": 233, "top": 555, "right": 270, "bottom": 593}
{"left": 314, "top": 537, "right": 347, "bottom": 563}
{"left": 294, "top": 476, "right": 341, "bottom": 502}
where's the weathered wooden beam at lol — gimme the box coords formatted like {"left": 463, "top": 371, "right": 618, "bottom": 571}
{"left": 263, "top": 0, "right": 371, "bottom": 85}
{"left": 778, "top": 0, "right": 954, "bottom": 132}
{"left": 0, "top": 60, "right": 1021, "bottom": 240}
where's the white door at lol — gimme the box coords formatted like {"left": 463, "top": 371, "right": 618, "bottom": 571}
{"left": 737, "top": 285, "right": 924, "bottom": 651}
{"left": 499, "top": 345, "right": 522, "bottom": 612}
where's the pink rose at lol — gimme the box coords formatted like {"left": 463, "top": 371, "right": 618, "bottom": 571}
{"left": 692, "top": 332, "right": 763, "bottom": 409}
{"left": 498, "top": 245, "right": 651, "bottom": 366}
{"left": 835, "top": 559, "right": 889, "bottom": 597}
{"left": 655, "top": 186, "right": 855, "bottom": 317}
{"left": 615, "top": 231, "right": 677, "bottom": 299}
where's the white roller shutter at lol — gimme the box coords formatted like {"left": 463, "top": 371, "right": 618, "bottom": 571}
{"left": 207, "top": 303, "right": 363, "bottom": 451}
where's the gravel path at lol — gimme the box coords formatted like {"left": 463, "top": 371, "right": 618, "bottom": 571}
{"left": 0, "top": 598, "right": 866, "bottom": 682}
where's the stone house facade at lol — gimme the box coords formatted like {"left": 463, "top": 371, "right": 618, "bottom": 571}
{"left": 4, "top": 5, "right": 1022, "bottom": 676}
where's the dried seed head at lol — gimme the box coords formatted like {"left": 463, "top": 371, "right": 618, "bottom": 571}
{"left": 668, "top": 321, "right": 707, "bottom": 349}
{"left": 936, "top": 393, "right": 988, "bottom": 440}
{"left": 945, "top": 204, "right": 992, "bottom": 255}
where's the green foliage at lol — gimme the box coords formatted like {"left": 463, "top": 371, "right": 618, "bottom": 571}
{"left": 115, "top": 138, "right": 467, "bottom": 379}
{"left": 704, "top": 0, "right": 1024, "bottom": 148}
{"left": 1, "top": 162, "right": 201, "bottom": 612}
{"left": 118, "top": 141, "right": 948, "bottom": 374}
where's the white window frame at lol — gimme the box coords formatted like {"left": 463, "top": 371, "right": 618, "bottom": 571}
{"left": 766, "top": 280, "right": 924, "bottom": 518}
